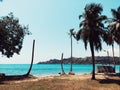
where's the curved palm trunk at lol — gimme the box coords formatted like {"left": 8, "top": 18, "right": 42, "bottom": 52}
{"left": 61, "top": 53, "right": 65, "bottom": 75}
{"left": 112, "top": 44, "right": 116, "bottom": 73}
{"left": 90, "top": 41, "right": 95, "bottom": 80}
{"left": 26, "top": 40, "right": 35, "bottom": 76}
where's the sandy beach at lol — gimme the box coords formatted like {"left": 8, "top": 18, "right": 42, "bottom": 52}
{"left": 0, "top": 73, "right": 119, "bottom": 90}
{"left": 12, "top": 73, "right": 117, "bottom": 83}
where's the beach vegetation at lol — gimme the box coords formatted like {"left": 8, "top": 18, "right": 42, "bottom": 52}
{"left": 109, "top": 6, "right": 120, "bottom": 69}
{"left": 0, "top": 13, "right": 30, "bottom": 58}
{"left": 76, "top": 3, "right": 107, "bottom": 80}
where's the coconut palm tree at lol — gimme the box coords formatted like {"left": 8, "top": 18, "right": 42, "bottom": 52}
{"left": 107, "top": 6, "right": 120, "bottom": 72}
{"left": 68, "top": 29, "right": 75, "bottom": 75}
{"left": 76, "top": 3, "right": 107, "bottom": 80}
{"left": 111, "top": 7, "right": 120, "bottom": 62}
{"left": 60, "top": 53, "right": 65, "bottom": 75}
{"left": 26, "top": 40, "right": 35, "bottom": 76}
{"left": 104, "top": 28, "right": 116, "bottom": 72}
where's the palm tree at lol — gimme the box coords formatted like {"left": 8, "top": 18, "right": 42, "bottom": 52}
{"left": 68, "top": 29, "right": 75, "bottom": 75}
{"left": 107, "top": 6, "right": 120, "bottom": 72}
{"left": 76, "top": 3, "right": 107, "bottom": 80}
{"left": 26, "top": 40, "right": 35, "bottom": 76}
{"left": 60, "top": 53, "right": 65, "bottom": 75}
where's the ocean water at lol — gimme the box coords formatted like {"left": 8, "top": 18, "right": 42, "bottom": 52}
{"left": 0, "top": 64, "right": 119, "bottom": 76}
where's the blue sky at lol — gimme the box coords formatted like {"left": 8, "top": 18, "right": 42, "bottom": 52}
{"left": 0, "top": 0, "right": 120, "bottom": 64}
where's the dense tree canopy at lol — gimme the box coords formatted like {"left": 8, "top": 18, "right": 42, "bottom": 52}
{"left": 0, "top": 13, "right": 30, "bottom": 58}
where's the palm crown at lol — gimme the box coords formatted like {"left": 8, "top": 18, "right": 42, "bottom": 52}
{"left": 76, "top": 3, "right": 107, "bottom": 51}
{"left": 110, "top": 6, "right": 120, "bottom": 44}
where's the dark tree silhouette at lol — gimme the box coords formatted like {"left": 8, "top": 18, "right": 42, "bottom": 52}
{"left": 106, "top": 6, "right": 120, "bottom": 72}
{"left": 0, "top": 13, "right": 30, "bottom": 58}
{"left": 76, "top": 3, "right": 107, "bottom": 80}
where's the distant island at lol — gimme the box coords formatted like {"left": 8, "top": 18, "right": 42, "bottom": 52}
{"left": 38, "top": 56, "right": 120, "bottom": 65}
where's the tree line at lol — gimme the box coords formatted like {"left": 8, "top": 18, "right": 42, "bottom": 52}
{"left": 68, "top": 3, "right": 120, "bottom": 80}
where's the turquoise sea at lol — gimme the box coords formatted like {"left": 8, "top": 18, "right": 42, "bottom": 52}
{"left": 0, "top": 64, "right": 119, "bottom": 76}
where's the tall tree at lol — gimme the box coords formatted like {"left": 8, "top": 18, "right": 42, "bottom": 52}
{"left": 76, "top": 3, "right": 107, "bottom": 80}
{"left": 0, "top": 13, "right": 30, "bottom": 58}
{"left": 68, "top": 29, "right": 75, "bottom": 75}
{"left": 107, "top": 6, "right": 120, "bottom": 72}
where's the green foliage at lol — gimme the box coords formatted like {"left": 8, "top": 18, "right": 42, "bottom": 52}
{"left": 0, "top": 13, "right": 30, "bottom": 58}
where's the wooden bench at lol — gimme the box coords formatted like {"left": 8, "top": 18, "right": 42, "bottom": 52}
{"left": 0, "top": 73, "right": 5, "bottom": 78}
{"left": 97, "top": 66, "right": 115, "bottom": 73}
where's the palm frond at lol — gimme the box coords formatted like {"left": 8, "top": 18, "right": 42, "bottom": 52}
{"left": 111, "top": 9, "right": 119, "bottom": 19}
{"left": 79, "top": 15, "right": 83, "bottom": 20}
{"left": 117, "top": 6, "right": 120, "bottom": 17}
{"left": 97, "top": 15, "right": 107, "bottom": 21}
{"left": 77, "top": 3, "right": 106, "bottom": 52}
{"left": 84, "top": 39, "right": 88, "bottom": 50}
{"left": 79, "top": 20, "right": 87, "bottom": 27}
{"left": 85, "top": 3, "right": 103, "bottom": 16}
{"left": 94, "top": 41, "right": 102, "bottom": 51}
{"left": 76, "top": 29, "right": 82, "bottom": 40}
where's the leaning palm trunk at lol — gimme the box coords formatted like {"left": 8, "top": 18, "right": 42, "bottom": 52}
{"left": 60, "top": 53, "right": 65, "bottom": 75}
{"left": 90, "top": 42, "right": 95, "bottom": 80}
{"left": 112, "top": 44, "right": 116, "bottom": 73}
{"left": 26, "top": 40, "right": 35, "bottom": 76}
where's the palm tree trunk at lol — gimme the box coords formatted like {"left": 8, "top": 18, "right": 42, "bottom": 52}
{"left": 26, "top": 40, "right": 35, "bottom": 76}
{"left": 119, "top": 44, "right": 120, "bottom": 62}
{"left": 112, "top": 44, "right": 116, "bottom": 73}
{"left": 90, "top": 41, "right": 95, "bottom": 80}
{"left": 70, "top": 34, "right": 73, "bottom": 72}
{"left": 61, "top": 53, "right": 65, "bottom": 75}
{"left": 119, "top": 45, "right": 120, "bottom": 74}
{"left": 69, "top": 34, "right": 75, "bottom": 75}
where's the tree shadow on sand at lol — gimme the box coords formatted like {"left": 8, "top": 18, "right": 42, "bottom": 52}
{"left": 0, "top": 74, "right": 35, "bottom": 85}
{"left": 98, "top": 74, "right": 120, "bottom": 85}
